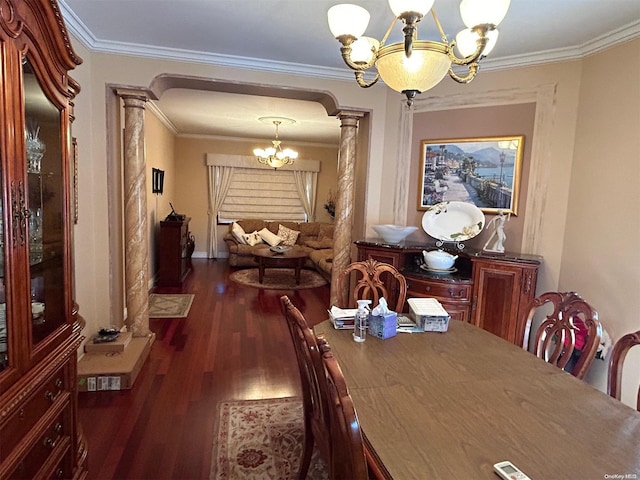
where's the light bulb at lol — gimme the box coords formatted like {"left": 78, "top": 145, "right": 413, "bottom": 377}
{"left": 388, "top": 0, "right": 434, "bottom": 17}
{"left": 328, "top": 4, "right": 370, "bottom": 38}
{"left": 350, "top": 37, "right": 379, "bottom": 64}
{"left": 455, "top": 28, "right": 499, "bottom": 57}
{"left": 460, "top": 0, "right": 510, "bottom": 28}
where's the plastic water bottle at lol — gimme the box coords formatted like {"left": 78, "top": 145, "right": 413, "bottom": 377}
{"left": 354, "top": 299, "right": 371, "bottom": 343}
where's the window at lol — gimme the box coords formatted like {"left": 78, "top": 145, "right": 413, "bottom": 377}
{"left": 218, "top": 167, "right": 306, "bottom": 223}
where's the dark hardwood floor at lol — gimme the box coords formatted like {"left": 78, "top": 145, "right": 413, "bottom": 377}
{"left": 78, "top": 258, "right": 330, "bottom": 479}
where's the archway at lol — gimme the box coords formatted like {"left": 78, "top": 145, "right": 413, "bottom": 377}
{"left": 106, "top": 75, "right": 368, "bottom": 328}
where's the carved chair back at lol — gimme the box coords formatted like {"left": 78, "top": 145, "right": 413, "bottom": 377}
{"left": 522, "top": 291, "right": 602, "bottom": 379}
{"left": 607, "top": 330, "right": 640, "bottom": 411}
{"left": 321, "top": 345, "right": 369, "bottom": 480}
{"left": 280, "top": 295, "right": 331, "bottom": 479}
{"left": 337, "top": 259, "right": 408, "bottom": 313}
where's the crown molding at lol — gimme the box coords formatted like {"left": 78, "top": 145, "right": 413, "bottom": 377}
{"left": 146, "top": 101, "right": 178, "bottom": 135}
{"left": 177, "top": 132, "right": 338, "bottom": 148}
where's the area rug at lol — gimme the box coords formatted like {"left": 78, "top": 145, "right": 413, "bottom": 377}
{"left": 211, "top": 397, "right": 328, "bottom": 480}
{"left": 230, "top": 268, "right": 327, "bottom": 290}
{"left": 148, "top": 293, "right": 194, "bottom": 318}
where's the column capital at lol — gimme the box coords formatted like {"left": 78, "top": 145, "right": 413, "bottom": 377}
{"left": 115, "top": 87, "right": 154, "bottom": 107}
{"left": 336, "top": 110, "right": 365, "bottom": 127}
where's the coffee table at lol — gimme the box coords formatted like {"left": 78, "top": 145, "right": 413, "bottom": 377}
{"left": 253, "top": 247, "right": 308, "bottom": 285}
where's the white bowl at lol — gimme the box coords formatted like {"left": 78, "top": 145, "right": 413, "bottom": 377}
{"left": 371, "top": 225, "right": 418, "bottom": 244}
{"left": 423, "top": 250, "right": 458, "bottom": 270}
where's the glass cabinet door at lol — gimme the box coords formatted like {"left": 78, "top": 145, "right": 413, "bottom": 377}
{"left": 23, "top": 58, "right": 66, "bottom": 346}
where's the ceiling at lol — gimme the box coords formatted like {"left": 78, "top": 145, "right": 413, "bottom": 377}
{"left": 60, "top": 0, "right": 640, "bottom": 145}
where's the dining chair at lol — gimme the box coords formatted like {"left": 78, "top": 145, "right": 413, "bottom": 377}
{"left": 321, "top": 345, "right": 369, "bottom": 480}
{"left": 281, "top": 295, "right": 331, "bottom": 479}
{"left": 607, "top": 330, "right": 640, "bottom": 411}
{"left": 337, "top": 259, "right": 407, "bottom": 313}
{"left": 281, "top": 295, "right": 387, "bottom": 480}
{"left": 521, "top": 291, "right": 602, "bottom": 379}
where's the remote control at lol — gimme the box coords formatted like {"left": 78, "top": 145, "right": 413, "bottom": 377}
{"left": 493, "top": 461, "right": 531, "bottom": 480}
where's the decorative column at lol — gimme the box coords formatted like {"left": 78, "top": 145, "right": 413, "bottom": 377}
{"left": 330, "top": 111, "right": 365, "bottom": 307}
{"left": 116, "top": 88, "right": 151, "bottom": 337}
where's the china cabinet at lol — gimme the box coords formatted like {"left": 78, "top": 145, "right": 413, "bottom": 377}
{"left": 356, "top": 240, "right": 541, "bottom": 345}
{"left": 0, "top": 0, "right": 86, "bottom": 478}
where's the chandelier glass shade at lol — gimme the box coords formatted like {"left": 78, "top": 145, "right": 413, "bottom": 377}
{"left": 328, "top": 0, "right": 510, "bottom": 105}
{"left": 253, "top": 120, "right": 298, "bottom": 169}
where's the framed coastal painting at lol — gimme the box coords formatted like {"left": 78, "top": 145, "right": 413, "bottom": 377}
{"left": 417, "top": 135, "right": 524, "bottom": 215}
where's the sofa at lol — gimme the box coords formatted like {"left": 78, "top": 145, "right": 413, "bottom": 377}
{"left": 223, "top": 220, "right": 334, "bottom": 281}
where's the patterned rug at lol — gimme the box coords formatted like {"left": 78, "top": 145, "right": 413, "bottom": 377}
{"left": 230, "top": 268, "right": 327, "bottom": 290}
{"left": 211, "top": 397, "right": 328, "bottom": 480}
{"left": 148, "top": 293, "right": 194, "bottom": 318}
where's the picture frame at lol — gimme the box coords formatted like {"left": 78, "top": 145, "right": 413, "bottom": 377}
{"left": 152, "top": 168, "right": 165, "bottom": 195}
{"left": 417, "top": 135, "right": 524, "bottom": 215}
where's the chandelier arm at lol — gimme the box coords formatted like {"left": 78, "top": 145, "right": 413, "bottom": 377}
{"left": 379, "top": 16, "right": 397, "bottom": 46}
{"left": 340, "top": 45, "right": 377, "bottom": 71}
{"left": 448, "top": 34, "right": 488, "bottom": 66}
{"left": 355, "top": 70, "right": 380, "bottom": 88}
{"left": 448, "top": 63, "right": 480, "bottom": 84}
{"left": 430, "top": 9, "right": 449, "bottom": 44}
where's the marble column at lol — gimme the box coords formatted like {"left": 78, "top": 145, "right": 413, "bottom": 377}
{"left": 116, "top": 88, "right": 151, "bottom": 337}
{"left": 330, "top": 111, "right": 364, "bottom": 307}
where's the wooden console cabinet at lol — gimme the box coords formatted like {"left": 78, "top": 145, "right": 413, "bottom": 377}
{"left": 0, "top": 1, "right": 87, "bottom": 478}
{"left": 157, "top": 218, "right": 192, "bottom": 287}
{"left": 356, "top": 241, "right": 541, "bottom": 346}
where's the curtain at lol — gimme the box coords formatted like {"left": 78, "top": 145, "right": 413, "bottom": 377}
{"left": 293, "top": 170, "right": 318, "bottom": 222}
{"left": 207, "top": 165, "right": 234, "bottom": 258}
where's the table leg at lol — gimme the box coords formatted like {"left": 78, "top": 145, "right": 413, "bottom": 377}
{"left": 295, "top": 259, "right": 302, "bottom": 285}
{"left": 258, "top": 259, "right": 265, "bottom": 283}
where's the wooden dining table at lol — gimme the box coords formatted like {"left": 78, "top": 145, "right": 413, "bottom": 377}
{"left": 315, "top": 318, "right": 640, "bottom": 479}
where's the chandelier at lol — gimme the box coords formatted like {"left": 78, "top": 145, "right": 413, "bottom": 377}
{"left": 253, "top": 118, "right": 299, "bottom": 169}
{"left": 328, "top": 0, "right": 510, "bottom": 106}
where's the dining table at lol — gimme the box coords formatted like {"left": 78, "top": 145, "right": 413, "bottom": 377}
{"left": 314, "top": 318, "right": 640, "bottom": 479}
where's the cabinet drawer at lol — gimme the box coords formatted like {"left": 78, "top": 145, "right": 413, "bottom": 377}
{"left": 407, "top": 277, "right": 472, "bottom": 301}
{"left": 9, "top": 408, "right": 71, "bottom": 480}
{"left": 49, "top": 447, "right": 73, "bottom": 480}
{"left": 440, "top": 303, "right": 471, "bottom": 322}
{"left": 0, "top": 363, "right": 69, "bottom": 462}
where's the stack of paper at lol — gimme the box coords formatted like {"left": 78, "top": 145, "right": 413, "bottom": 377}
{"left": 328, "top": 306, "right": 358, "bottom": 330}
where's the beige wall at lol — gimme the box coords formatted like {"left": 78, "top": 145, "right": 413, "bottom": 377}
{"left": 68, "top": 33, "right": 640, "bottom": 406}
{"left": 172, "top": 136, "right": 338, "bottom": 258}
{"left": 408, "top": 103, "right": 537, "bottom": 251}
{"left": 381, "top": 59, "right": 584, "bottom": 297}
{"left": 144, "top": 112, "right": 176, "bottom": 281}
{"left": 561, "top": 39, "right": 640, "bottom": 402}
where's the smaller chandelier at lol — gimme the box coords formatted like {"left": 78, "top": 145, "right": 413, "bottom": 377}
{"left": 328, "top": 0, "right": 510, "bottom": 106}
{"left": 253, "top": 119, "right": 299, "bottom": 169}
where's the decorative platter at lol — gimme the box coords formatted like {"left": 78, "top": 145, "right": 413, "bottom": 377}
{"left": 420, "top": 264, "right": 458, "bottom": 274}
{"left": 421, "top": 201, "right": 485, "bottom": 242}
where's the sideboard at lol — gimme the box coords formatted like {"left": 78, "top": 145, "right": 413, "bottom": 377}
{"left": 355, "top": 240, "right": 542, "bottom": 346}
{"left": 157, "top": 218, "right": 192, "bottom": 287}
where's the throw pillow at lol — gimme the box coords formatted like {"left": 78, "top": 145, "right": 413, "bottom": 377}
{"left": 277, "top": 224, "right": 300, "bottom": 246}
{"left": 242, "top": 231, "right": 263, "bottom": 246}
{"left": 258, "top": 227, "right": 282, "bottom": 246}
{"left": 231, "top": 222, "right": 247, "bottom": 244}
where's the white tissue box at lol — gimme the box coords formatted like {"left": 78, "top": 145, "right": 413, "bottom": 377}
{"left": 408, "top": 298, "right": 450, "bottom": 332}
